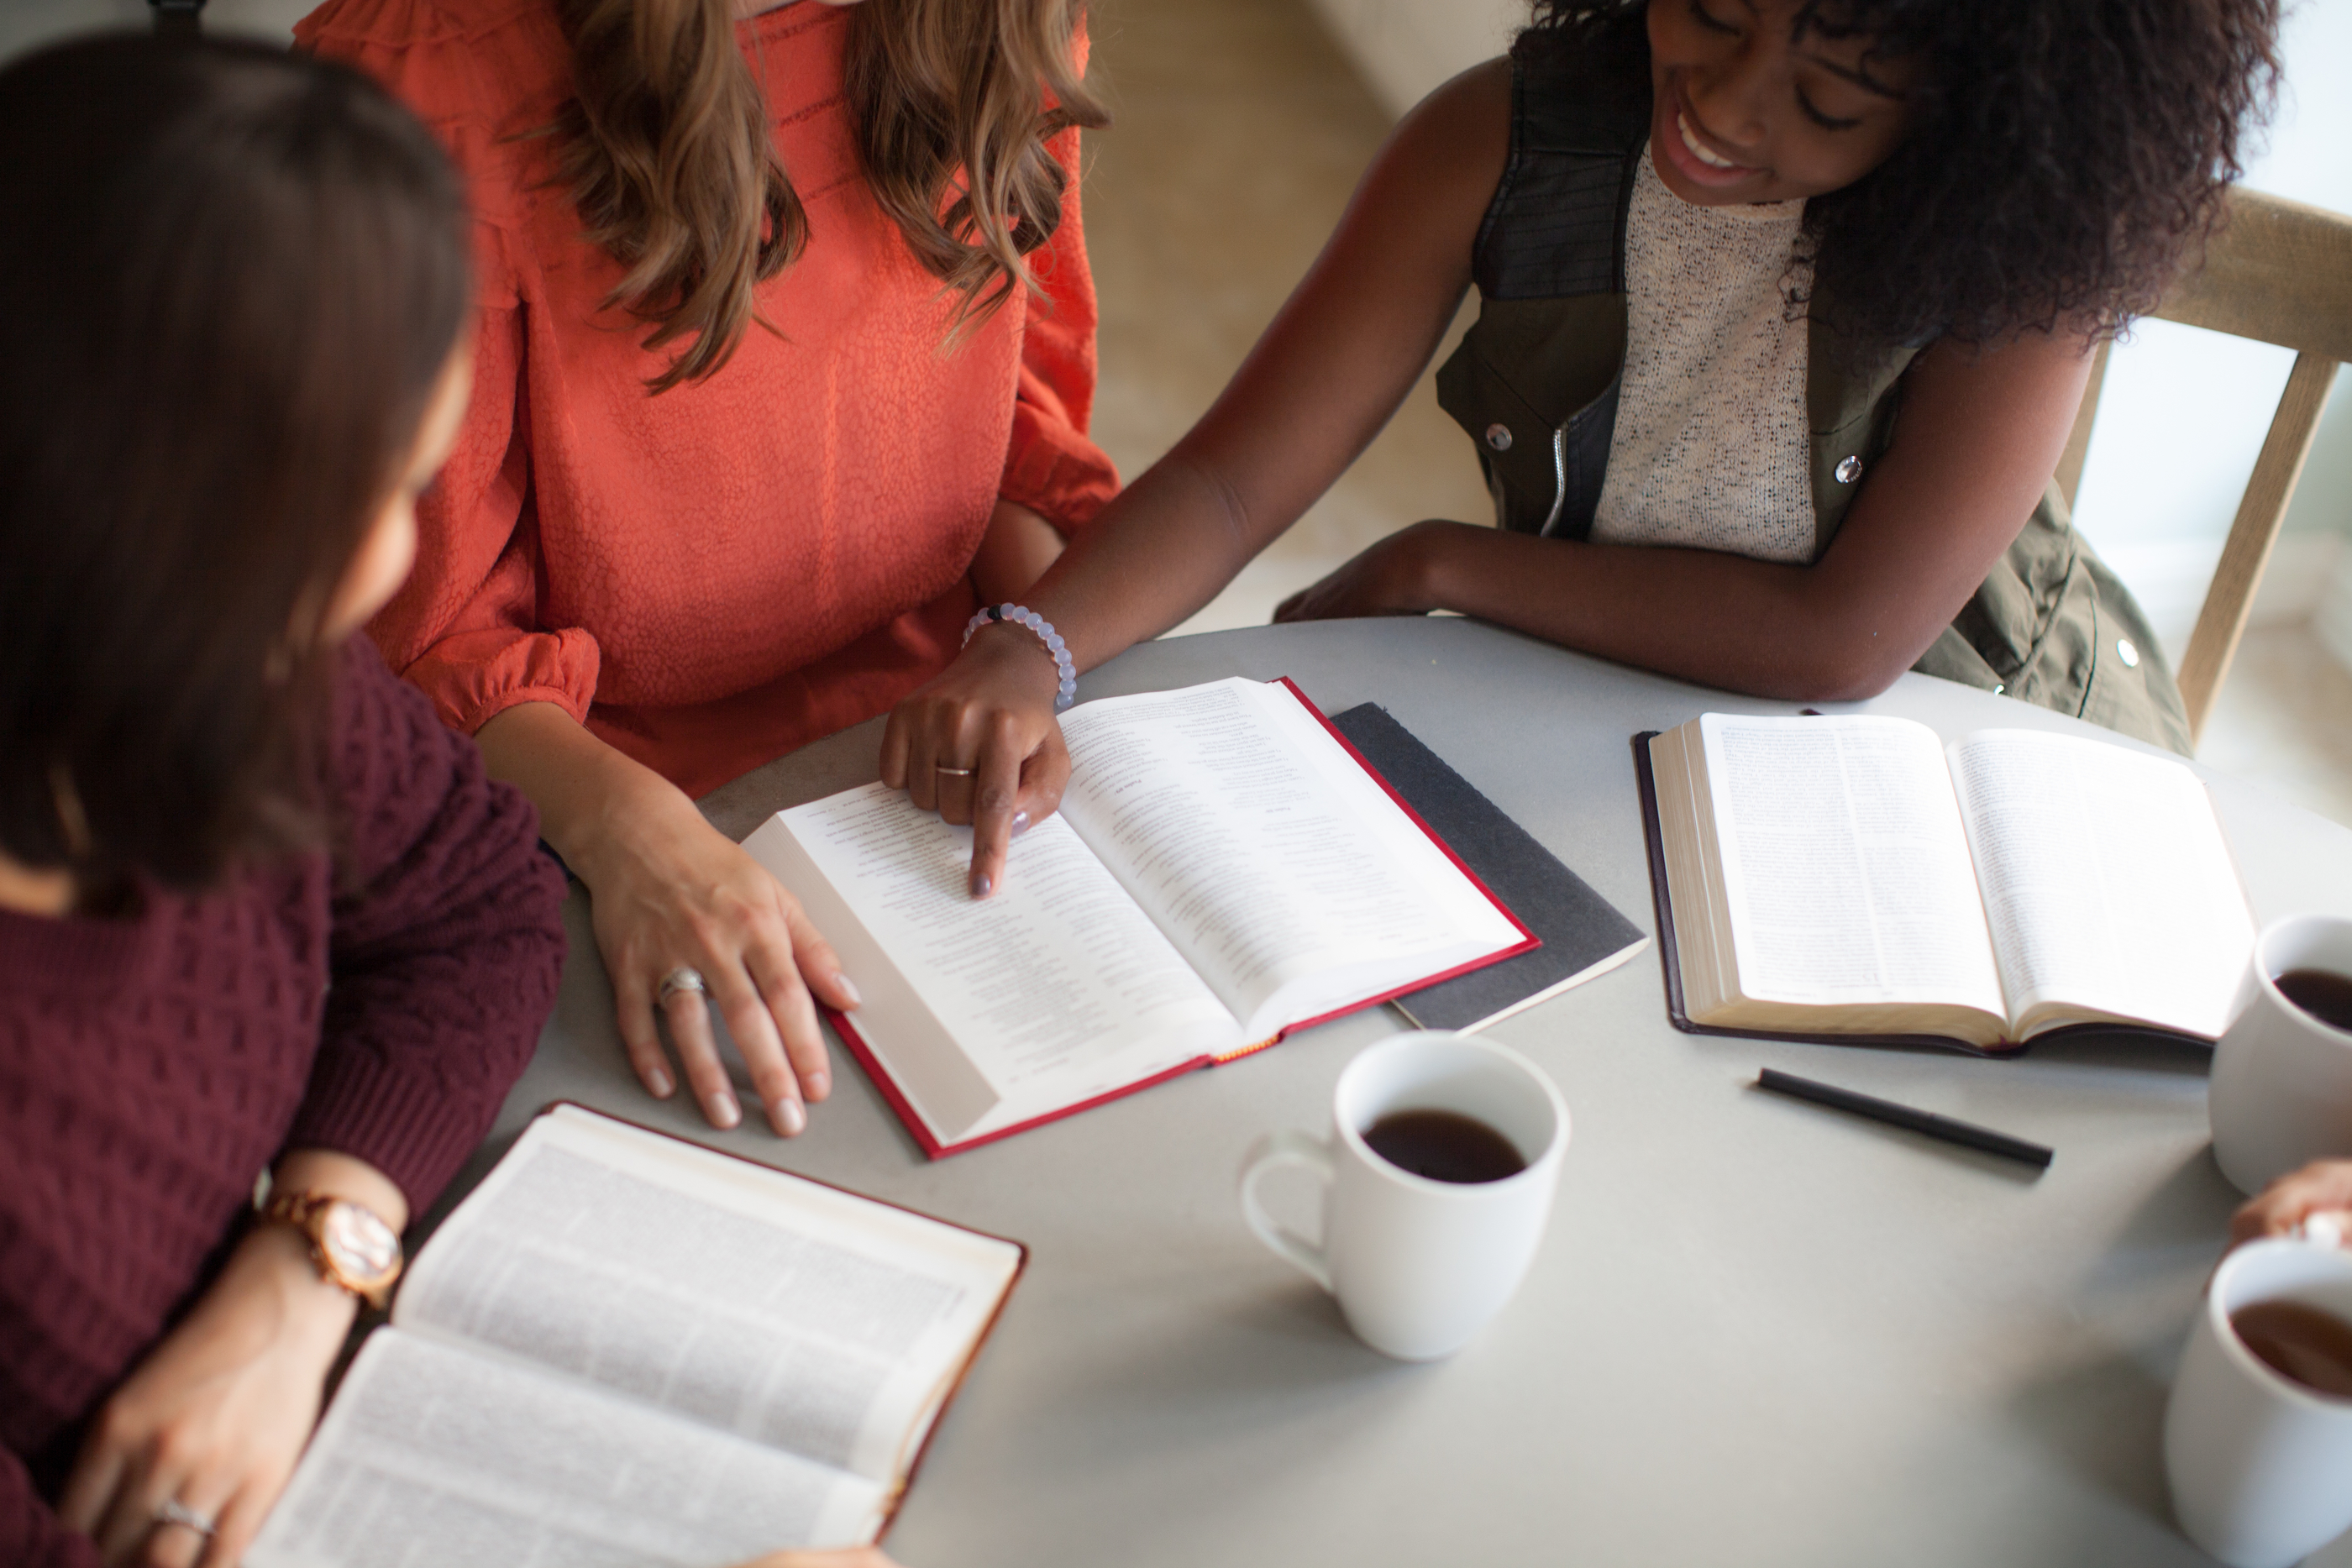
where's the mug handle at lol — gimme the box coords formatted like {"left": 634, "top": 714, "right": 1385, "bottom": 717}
{"left": 1239, "top": 1130, "right": 1336, "bottom": 1290}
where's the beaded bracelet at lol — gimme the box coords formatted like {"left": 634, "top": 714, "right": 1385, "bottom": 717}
{"left": 963, "top": 602, "right": 1078, "bottom": 711}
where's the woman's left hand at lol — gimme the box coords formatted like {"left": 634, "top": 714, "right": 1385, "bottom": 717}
{"left": 58, "top": 1224, "right": 359, "bottom": 1567}
{"left": 1272, "top": 521, "right": 1454, "bottom": 623}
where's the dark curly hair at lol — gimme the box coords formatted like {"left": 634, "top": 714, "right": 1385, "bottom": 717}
{"left": 1524, "top": 0, "right": 2281, "bottom": 350}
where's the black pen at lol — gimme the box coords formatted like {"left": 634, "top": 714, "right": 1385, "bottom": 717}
{"left": 1754, "top": 1067, "right": 2054, "bottom": 1169}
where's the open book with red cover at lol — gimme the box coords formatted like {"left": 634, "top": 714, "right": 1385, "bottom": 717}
{"left": 747, "top": 678, "right": 1536, "bottom": 1156}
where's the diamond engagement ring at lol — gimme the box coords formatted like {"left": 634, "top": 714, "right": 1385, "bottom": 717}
{"left": 155, "top": 1500, "right": 217, "bottom": 1538}
{"left": 658, "top": 966, "right": 708, "bottom": 1004}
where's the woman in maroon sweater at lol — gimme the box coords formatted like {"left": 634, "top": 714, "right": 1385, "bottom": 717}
{"left": 0, "top": 38, "right": 566, "bottom": 1568}
{"left": 1, "top": 39, "right": 911, "bottom": 1568}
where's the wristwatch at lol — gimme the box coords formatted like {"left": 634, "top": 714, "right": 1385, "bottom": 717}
{"left": 255, "top": 1188, "right": 405, "bottom": 1309}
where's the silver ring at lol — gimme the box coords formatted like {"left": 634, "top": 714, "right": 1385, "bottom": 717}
{"left": 155, "top": 1500, "right": 217, "bottom": 1538}
{"left": 933, "top": 764, "right": 976, "bottom": 778}
{"left": 657, "top": 966, "right": 708, "bottom": 1004}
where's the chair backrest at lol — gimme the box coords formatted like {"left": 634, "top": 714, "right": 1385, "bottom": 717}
{"left": 2053, "top": 186, "right": 2352, "bottom": 747}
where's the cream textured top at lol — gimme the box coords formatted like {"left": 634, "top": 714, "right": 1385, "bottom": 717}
{"left": 1591, "top": 145, "right": 1815, "bottom": 564}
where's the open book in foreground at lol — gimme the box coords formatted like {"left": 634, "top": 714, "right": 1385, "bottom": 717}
{"left": 248, "top": 1106, "right": 1023, "bottom": 1568}
{"left": 1636, "top": 713, "right": 2257, "bottom": 1052}
{"left": 748, "top": 677, "right": 1536, "bottom": 1156}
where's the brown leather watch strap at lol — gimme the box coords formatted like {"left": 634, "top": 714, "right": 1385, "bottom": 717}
{"left": 256, "top": 1188, "right": 403, "bottom": 1309}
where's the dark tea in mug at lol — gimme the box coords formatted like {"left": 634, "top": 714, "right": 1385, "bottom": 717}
{"left": 1361, "top": 1109, "right": 1526, "bottom": 1183}
{"left": 2230, "top": 1298, "right": 2352, "bottom": 1401}
{"left": 2274, "top": 968, "right": 2352, "bottom": 1036}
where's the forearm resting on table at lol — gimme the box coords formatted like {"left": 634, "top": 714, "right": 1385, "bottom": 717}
{"left": 1402, "top": 524, "right": 1945, "bottom": 702}
{"left": 1391, "top": 329, "right": 2095, "bottom": 699}
{"left": 473, "top": 700, "right": 690, "bottom": 877}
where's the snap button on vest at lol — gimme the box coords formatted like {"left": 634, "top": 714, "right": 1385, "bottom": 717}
{"left": 1485, "top": 423, "right": 1514, "bottom": 452}
{"left": 1834, "top": 455, "right": 1863, "bottom": 485}
{"left": 2117, "top": 637, "right": 2139, "bottom": 669}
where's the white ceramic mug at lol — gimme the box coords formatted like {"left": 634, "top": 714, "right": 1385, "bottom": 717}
{"left": 2163, "top": 1238, "right": 2352, "bottom": 1568}
{"left": 2211, "top": 915, "right": 2352, "bottom": 1196}
{"left": 1237, "top": 1031, "right": 1567, "bottom": 1361}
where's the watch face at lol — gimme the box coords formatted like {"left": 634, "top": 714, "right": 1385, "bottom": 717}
{"left": 320, "top": 1201, "right": 402, "bottom": 1283}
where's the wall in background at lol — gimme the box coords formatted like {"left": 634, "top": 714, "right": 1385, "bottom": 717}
{"left": 1301, "top": 0, "right": 1520, "bottom": 117}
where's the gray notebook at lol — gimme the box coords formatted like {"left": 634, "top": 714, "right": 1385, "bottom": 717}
{"left": 1329, "top": 703, "right": 1647, "bottom": 1033}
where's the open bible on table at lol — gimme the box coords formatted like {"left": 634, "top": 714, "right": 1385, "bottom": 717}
{"left": 748, "top": 677, "right": 1540, "bottom": 1156}
{"left": 247, "top": 1106, "right": 1023, "bottom": 1568}
{"left": 1635, "top": 712, "right": 2258, "bottom": 1052}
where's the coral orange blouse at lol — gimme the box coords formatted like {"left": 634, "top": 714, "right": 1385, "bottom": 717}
{"left": 299, "top": 0, "right": 1118, "bottom": 797}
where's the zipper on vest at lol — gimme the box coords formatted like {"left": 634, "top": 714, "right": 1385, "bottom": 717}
{"left": 1540, "top": 425, "right": 1569, "bottom": 537}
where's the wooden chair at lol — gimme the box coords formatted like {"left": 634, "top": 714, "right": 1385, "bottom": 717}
{"left": 2052, "top": 187, "right": 2352, "bottom": 747}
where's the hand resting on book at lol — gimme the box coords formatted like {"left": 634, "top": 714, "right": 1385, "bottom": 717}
{"left": 59, "top": 1151, "right": 407, "bottom": 1568}
{"left": 880, "top": 621, "right": 1074, "bottom": 899}
{"left": 475, "top": 702, "right": 865, "bottom": 1139}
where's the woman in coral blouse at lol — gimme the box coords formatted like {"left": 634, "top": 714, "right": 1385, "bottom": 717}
{"left": 301, "top": 0, "right": 1117, "bottom": 1140}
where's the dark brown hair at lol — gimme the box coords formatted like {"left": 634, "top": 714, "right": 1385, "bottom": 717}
{"left": 553, "top": 0, "right": 1106, "bottom": 392}
{"left": 0, "top": 35, "right": 473, "bottom": 890}
{"left": 1525, "top": 0, "right": 2281, "bottom": 350}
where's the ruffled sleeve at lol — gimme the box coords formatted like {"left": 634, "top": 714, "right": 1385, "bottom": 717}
{"left": 300, "top": 0, "right": 603, "bottom": 734}
{"left": 996, "top": 29, "right": 1121, "bottom": 533}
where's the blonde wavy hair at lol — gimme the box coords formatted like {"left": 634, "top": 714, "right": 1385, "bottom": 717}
{"left": 552, "top": 0, "right": 1105, "bottom": 392}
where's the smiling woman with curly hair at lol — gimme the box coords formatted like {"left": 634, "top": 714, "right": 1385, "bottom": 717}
{"left": 1524, "top": 0, "right": 2283, "bottom": 353}
{"left": 873, "top": 0, "right": 2282, "bottom": 899}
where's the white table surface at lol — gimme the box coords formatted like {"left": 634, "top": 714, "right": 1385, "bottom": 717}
{"left": 435, "top": 616, "right": 2352, "bottom": 1568}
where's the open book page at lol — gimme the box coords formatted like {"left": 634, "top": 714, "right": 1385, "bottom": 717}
{"left": 1948, "top": 729, "right": 2255, "bottom": 1039}
{"left": 749, "top": 790, "right": 1242, "bottom": 1145}
{"left": 1057, "top": 679, "right": 1525, "bottom": 1039}
{"left": 390, "top": 1109, "right": 1022, "bottom": 1486}
{"left": 245, "top": 1330, "right": 885, "bottom": 1568}
{"left": 1649, "top": 722, "right": 1744, "bottom": 1019}
{"left": 1692, "top": 714, "right": 2007, "bottom": 1037}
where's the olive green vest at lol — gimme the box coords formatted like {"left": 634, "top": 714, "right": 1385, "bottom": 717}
{"left": 1434, "top": 41, "right": 2192, "bottom": 755}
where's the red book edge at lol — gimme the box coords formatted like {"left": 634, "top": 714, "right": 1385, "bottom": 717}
{"left": 831, "top": 679, "right": 1541, "bottom": 1160}
{"left": 526, "top": 1101, "right": 1026, "bottom": 1539}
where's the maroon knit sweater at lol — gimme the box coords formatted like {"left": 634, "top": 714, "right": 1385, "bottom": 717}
{"left": 0, "top": 639, "right": 568, "bottom": 1565}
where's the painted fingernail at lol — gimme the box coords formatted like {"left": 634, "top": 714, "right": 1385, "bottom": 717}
{"left": 773, "top": 1097, "right": 808, "bottom": 1136}
{"left": 706, "top": 1089, "right": 742, "bottom": 1129}
{"left": 805, "top": 1068, "right": 832, "bottom": 1099}
{"left": 1011, "top": 810, "right": 1032, "bottom": 836}
{"left": 648, "top": 1065, "right": 675, "bottom": 1098}
{"left": 833, "top": 973, "right": 863, "bottom": 1008}
{"left": 970, "top": 871, "right": 993, "bottom": 899}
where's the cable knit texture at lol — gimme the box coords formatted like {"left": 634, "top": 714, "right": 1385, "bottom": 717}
{"left": 1592, "top": 144, "right": 1815, "bottom": 563}
{"left": 0, "top": 640, "right": 568, "bottom": 1565}
{"left": 298, "top": 0, "right": 1121, "bottom": 797}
